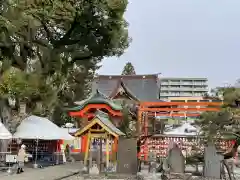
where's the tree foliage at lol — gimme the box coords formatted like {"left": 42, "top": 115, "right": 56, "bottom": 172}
{"left": 118, "top": 100, "right": 135, "bottom": 138}
{"left": 121, "top": 62, "right": 136, "bottom": 75}
{"left": 196, "top": 85, "right": 240, "bottom": 141}
{"left": 0, "top": 0, "right": 130, "bottom": 125}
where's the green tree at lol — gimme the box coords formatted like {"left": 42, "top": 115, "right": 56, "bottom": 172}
{"left": 195, "top": 84, "right": 240, "bottom": 141}
{"left": 0, "top": 0, "right": 130, "bottom": 127}
{"left": 186, "top": 85, "right": 240, "bottom": 164}
{"left": 116, "top": 100, "right": 136, "bottom": 138}
{"left": 121, "top": 62, "right": 136, "bottom": 75}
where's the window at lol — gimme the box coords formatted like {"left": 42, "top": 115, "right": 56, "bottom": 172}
{"left": 170, "top": 92, "right": 180, "bottom": 96}
{"left": 187, "top": 100, "right": 197, "bottom": 102}
{"left": 170, "top": 85, "right": 181, "bottom": 89}
{"left": 169, "top": 80, "right": 181, "bottom": 85}
{"left": 200, "top": 100, "right": 209, "bottom": 102}
{"left": 171, "top": 100, "right": 185, "bottom": 102}
{"left": 182, "top": 85, "right": 192, "bottom": 88}
{"left": 160, "top": 85, "right": 169, "bottom": 90}
{"left": 161, "top": 81, "right": 169, "bottom": 85}
{"left": 181, "top": 92, "right": 193, "bottom": 96}
{"left": 193, "top": 80, "right": 207, "bottom": 85}
{"left": 73, "top": 137, "right": 81, "bottom": 149}
{"left": 211, "top": 100, "right": 222, "bottom": 102}
{"left": 193, "top": 92, "right": 203, "bottom": 96}
{"left": 182, "top": 80, "right": 193, "bottom": 85}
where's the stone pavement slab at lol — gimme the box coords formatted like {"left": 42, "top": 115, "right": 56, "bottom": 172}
{"left": 0, "top": 162, "right": 83, "bottom": 180}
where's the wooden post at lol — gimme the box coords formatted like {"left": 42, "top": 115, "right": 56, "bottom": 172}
{"left": 144, "top": 112, "right": 149, "bottom": 136}
{"left": 84, "top": 131, "right": 91, "bottom": 165}
{"left": 112, "top": 137, "right": 116, "bottom": 163}
{"left": 97, "top": 138, "right": 101, "bottom": 171}
{"left": 88, "top": 135, "right": 93, "bottom": 169}
{"left": 152, "top": 117, "right": 156, "bottom": 134}
{"left": 137, "top": 109, "right": 142, "bottom": 136}
{"left": 106, "top": 134, "right": 110, "bottom": 168}
{"left": 100, "top": 138, "right": 103, "bottom": 172}
{"left": 160, "top": 120, "right": 164, "bottom": 134}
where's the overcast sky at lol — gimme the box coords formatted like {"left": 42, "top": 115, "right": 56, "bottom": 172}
{"left": 97, "top": 0, "right": 240, "bottom": 88}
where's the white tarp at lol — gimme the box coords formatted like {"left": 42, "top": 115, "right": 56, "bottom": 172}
{"left": 164, "top": 122, "right": 198, "bottom": 136}
{"left": 0, "top": 121, "right": 12, "bottom": 139}
{"left": 13, "top": 115, "right": 74, "bottom": 140}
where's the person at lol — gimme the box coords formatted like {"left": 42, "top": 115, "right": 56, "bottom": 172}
{"left": 65, "top": 144, "right": 71, "bottom": 161}
{"left": 61, "top": 144, "right": 66, "bottom": 163}
{"left": 17, "top": 144, "right": 28, "bottom": 174}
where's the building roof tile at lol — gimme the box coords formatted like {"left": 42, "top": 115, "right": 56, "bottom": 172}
{"left": 95, "top": 110, "right": 125, "bottom": 136}
{"left": 68, "top": 90, "right": 122, "bottom": 111}
{"left": 92, "top": 74, "right": 161, "bottom": 101}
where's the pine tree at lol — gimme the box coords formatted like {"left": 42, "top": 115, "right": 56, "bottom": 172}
{"left": 121, "top": 62, "right": 136, "bottom": 75}
{"left": 194, "top": 85, "right": 240, "bottom": 141}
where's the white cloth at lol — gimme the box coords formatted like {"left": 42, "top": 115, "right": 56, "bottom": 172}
{"left": 0, "top": 122, "right": 12, "bottom": 139}
{"left": 61, "top": 149, "right": 66, "bottom": 163}
{"left": 13, "top": 115, "right": 74, "bottom": 140}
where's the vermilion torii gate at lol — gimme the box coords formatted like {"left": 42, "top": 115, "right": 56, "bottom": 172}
{"left": 137, "top": 101, "right": 222, "bottom": 136}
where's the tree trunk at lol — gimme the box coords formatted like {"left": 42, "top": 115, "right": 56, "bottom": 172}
{"left": 0, "top": 140, "right": 9, "bottom": 163}
{"left": 0, "top": 100, "right": 12, "bottom": 162}
{"left": 0, "top": 99, "right": 28, "bottom": 162}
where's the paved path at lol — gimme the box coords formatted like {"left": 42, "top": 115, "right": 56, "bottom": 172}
{"left": 0, "top": 162, "right": 83, "bottom": 180}
{"left": 62, "top": 174, "right": 137, "bottom": 180}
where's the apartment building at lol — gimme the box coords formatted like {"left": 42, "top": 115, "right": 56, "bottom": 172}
{"left": 160, "top": 77, "right": 208, "bottom": 100}
{"left": 168, "top": 96, "right": 205, "bottom": 102}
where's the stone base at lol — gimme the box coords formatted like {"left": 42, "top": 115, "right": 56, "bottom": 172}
{"left": 192, "top": 177, "right": 222, "bottom": 180}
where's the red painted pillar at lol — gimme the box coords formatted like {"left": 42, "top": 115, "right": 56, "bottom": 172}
{"left": 113, "top": 138, "right": 118, "bottom": 153}
{"left": 57, "top": 140, "right": 63, "bottom": 152}
{"left": 81, "top": 135, "right": 87, "bottom": 152}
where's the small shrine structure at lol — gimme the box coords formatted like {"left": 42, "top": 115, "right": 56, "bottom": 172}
{"left": 69, "top": 90, "right": 123, "bottom": 122}
{"left": 67, "top": 74, "right": 164, "bottom": 157}
{"left": 74, "top": 110, "right": 124, "bottom": 167}
{"left": 67, "top": 74, "right": 223, "bottom": 161}
{"left": 67, "top": 90, "right": 124, "bottom": 153}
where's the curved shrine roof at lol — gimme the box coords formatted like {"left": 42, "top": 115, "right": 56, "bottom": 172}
{"left": 75, "top": 110, "right": 125, "bottom": 137}
{"left": 69, "top": 90, "right": 123, "bottom": 111}
{"left": 92, "top": 74, "right": 161, "bottom": 101}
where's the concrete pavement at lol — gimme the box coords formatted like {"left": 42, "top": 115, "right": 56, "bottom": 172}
{"left": 0, "top": 162, "right": 83, "bottom": 180}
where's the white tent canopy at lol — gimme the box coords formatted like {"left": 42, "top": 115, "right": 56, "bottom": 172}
{"left": 0, "top": 121, "right": 12, "bottom": 139}
{"left": 164, "top": 122, "right": 198, "bottom": 136}
{"left": 13, "top": 115, "right": 74, "bottom": 140}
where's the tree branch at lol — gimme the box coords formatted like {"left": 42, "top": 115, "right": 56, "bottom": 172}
{"left": 54, "top": 13, "right": 78, "bottom": 48}
{"left": 12, "top": 55, "right": 26, "bottom": 70}
{"left": 36, "top": 46, "right": 45, "bottom": 70}
{"left": 30, "top": 13, "right": 55, "bottom": 44}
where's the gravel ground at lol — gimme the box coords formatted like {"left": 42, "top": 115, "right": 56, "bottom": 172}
{"left": 60, "top": 165, "right": 240, "bottom": 180}
{"left": 1, "top": 162, "right": 240, "bottom": 180}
